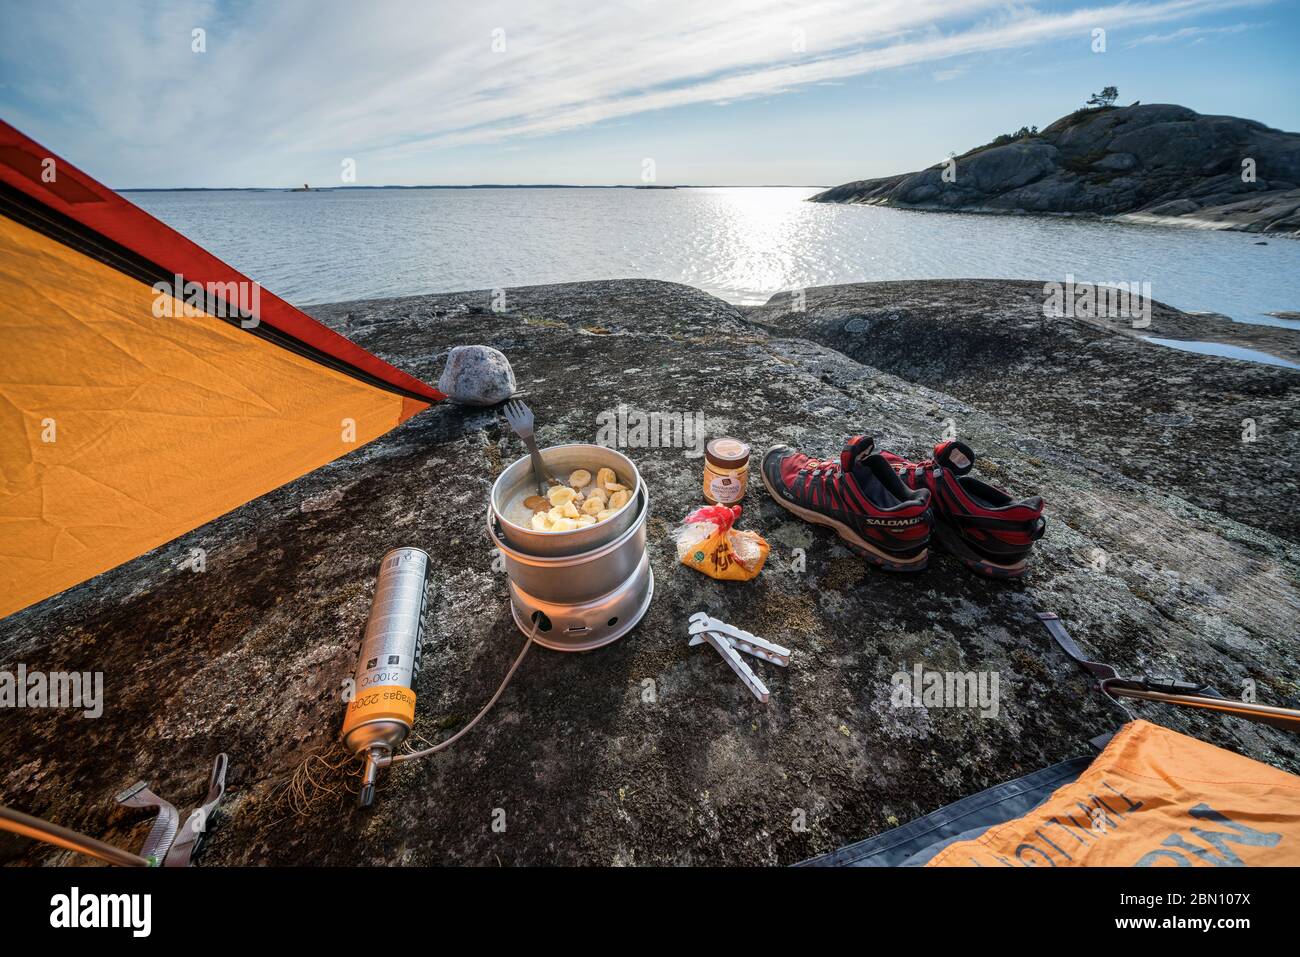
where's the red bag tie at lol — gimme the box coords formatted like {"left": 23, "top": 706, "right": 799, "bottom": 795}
{"left": 685, "top": 504, "right": 741, "bottom": 531}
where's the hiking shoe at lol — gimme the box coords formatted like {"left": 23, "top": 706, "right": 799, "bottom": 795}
{"left": 760, "top": 435, "right": 932, "bottom": 571}
{"left": 881, "top": 441, "right": 1045, "bottom": 579}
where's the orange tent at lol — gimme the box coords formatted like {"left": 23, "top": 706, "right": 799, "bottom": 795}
{"left": 929, "top": 721, "right": 1300, "bottom": 867}
{"left": 0, "top": 121, "right": 443, "bottom": 618}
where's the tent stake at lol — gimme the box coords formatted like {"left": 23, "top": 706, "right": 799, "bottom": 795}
{"left": 1037, "top": 612, "right": 1300, "bottom": 733}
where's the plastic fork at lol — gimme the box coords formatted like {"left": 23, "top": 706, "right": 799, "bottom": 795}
{"left": 503, "top": 399, "right": 560, "bottom": 496}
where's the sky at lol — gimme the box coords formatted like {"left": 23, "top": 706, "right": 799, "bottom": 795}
{"left": 0, "top": 0, "right": 1296, "bottom": 188}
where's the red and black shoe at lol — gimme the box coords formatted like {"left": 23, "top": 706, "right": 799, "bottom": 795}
{"left": 761, "top": 435, "right": 932, "bottom": 571}
{"left": 881, "top": 441, "right": 1045, "bottom": 579}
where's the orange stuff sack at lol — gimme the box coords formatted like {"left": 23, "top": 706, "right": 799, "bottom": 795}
{"left": 928, "top": 720, "right": 1300, "bottom": 867}
{"left": 675, "top": 504, "right": 770, "bottom": 582}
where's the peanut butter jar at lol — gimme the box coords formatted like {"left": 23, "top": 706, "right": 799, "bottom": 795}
{"left": 703, "top": 437, "right": 751, "bottom": 505}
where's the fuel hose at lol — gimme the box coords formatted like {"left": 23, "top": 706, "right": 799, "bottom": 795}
{"left": 385, "top": 615, "right": 540, "bottom": 767}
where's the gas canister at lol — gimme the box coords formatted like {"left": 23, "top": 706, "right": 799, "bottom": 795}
{"left": 341, "top": 547, "right": 429, "bottom": 806}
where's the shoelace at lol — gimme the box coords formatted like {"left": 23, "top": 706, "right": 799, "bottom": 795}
{"left": 797, "top": 456, "right": 840, "bottom": 474}
{"left": 892, "top": 459, "right": 938, "bottom": 492}
{"left": 798, "top": 458, "right": 843, "bottom": 504}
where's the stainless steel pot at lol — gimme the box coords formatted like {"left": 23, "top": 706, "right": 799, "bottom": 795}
{"left": 491, "top": 443, "right": 642, "bottom": 557}
{"left": 487, "top": 484, "right": 649, "bottom": 605}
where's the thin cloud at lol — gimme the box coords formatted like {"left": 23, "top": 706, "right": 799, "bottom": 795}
{"left": 378, "top": 0, "right": 1268, "bottom": 156}
{"left": 0, "top": 0, "right": 1275, "bottom": 185}
{"left": 1125, "top": 21, "right": 1260, "bottom": 45}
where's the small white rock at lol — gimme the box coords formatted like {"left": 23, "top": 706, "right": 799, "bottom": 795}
{"left": 437, "top": 345, "right": 516, "bottom": 406}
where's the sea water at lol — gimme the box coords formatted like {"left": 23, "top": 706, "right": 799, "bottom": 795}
{"left": 129, "top": 186, "right": 1300, "bottom": 329}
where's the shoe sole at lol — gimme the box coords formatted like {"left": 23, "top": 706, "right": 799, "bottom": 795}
{"left": 930, "top": 514, "right": 1028, "bottom": 579}
{"left": 760, "top": 467, "right": 928, "bottom": 572}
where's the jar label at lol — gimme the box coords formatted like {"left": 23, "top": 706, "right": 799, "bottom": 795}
{"left": 709, "top": 474, "right": 742, "bottom": 503}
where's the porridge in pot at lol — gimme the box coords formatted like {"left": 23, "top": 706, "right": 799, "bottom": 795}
{"left": 504, "top": 466, "right": 633, "bottom": 532}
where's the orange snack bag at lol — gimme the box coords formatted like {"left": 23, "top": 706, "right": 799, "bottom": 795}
{"left": 675, "top": 504, "right": 770, "bottom": 581}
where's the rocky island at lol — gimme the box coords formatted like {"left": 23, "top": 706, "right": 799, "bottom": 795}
{"left": 2, "top": 279, "right": 1297, "bottom": 866}
{"left": 810, "top": 104, "right": 1300, "bottom": 237}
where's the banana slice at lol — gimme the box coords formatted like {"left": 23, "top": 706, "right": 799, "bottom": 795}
{"left": 568, "top": 469, "right": 592, "bottom": 489}
{"left": 547, "top": 485, "right": 579, "bottom": 507}
{"left": 531, "top": 512, "right": 553, "bottom": 531}
{"left": 549, "top": 516, "right": 579, "bottom": 531}
{"left": 575, "top": 515, "right": 596, "bottom": 527}
{"left": 586, "top": 485, "right": 608, "bottom": 504}
{"left": 595, "top": 467, "right": 616, "bottom": 490}
{"left": 596, "top": 509, "right": 617, "bottom": 522}
{"left": 523, "top": 495, "right": 549, "bottom": 512}
{"left": 607, "top": 489, "right": 630, "bottom": 511}
{"left": 549, "top": 500, "right": 580, "bottom": 521}
{"left": 581, "top": 495, "right": 604, "bottom": 515}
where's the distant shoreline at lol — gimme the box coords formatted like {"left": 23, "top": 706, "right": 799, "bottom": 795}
{"left": 117, "top": 184, "right": 826, "bottom": 193}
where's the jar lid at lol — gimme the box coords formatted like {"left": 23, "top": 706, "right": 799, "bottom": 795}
{"left": 706, "top": 437, "right": 750, "bottom": 468}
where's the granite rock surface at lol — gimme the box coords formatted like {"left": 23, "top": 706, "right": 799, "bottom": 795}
{"left": 2, "top": 279, "right": 1297, "bottom": 866}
